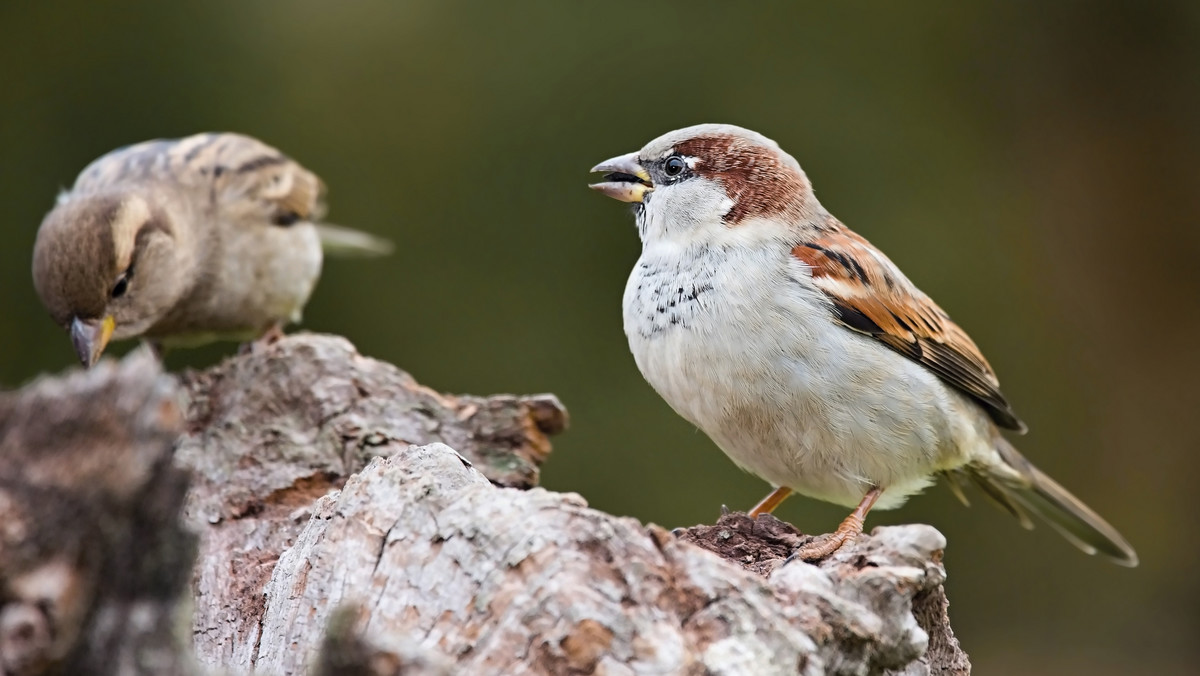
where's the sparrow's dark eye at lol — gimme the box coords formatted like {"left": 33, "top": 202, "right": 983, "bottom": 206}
{"left": 111, "top": 267, "right": 132, "bottom": 299}
{"left": 664, "top": 156, "right": 686, "bottom": 177}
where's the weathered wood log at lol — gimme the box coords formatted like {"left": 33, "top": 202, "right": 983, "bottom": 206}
{"left": 0, "top": 351, "right": 193, "bottom": 676}
{"left": 179, "top": 335, "right": 567, "bottom": 670}
{"left": 0, "top": 334, "right": 970, "bottom": 675}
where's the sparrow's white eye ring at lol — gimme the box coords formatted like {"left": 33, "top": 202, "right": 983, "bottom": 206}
{"left": 664, "top": 156, "right": 686, "bottom": 177}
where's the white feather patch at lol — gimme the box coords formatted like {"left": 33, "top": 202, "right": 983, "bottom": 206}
{"left": 111, "top": 196, "right": 150, "bottom": 272}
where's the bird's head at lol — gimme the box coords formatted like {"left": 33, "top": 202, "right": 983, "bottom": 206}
{"left": 590, "top": 123, "right": 821, "bottom": 246}
{"left": 32, "top": 192, "right": 182, "bottom": 367}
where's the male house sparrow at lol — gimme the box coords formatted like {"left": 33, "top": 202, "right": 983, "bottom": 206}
{"left": 590, "top": 124, "right": 1137, "bottom": 566}
{"left": 32, "top": 132, "right": 391, "bottom": 367}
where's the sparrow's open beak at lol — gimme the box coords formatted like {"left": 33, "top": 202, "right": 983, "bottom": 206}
{"left": 589, "top": 153, "right": 653, "bottom": 203}
{"left": 70, "top": 315, "right": 115, "bottom": 368}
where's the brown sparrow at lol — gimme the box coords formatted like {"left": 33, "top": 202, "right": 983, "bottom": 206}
{"left": 590, "top": 123, "right": 1137, "bottom": 566}
{"left": 32, "top": 132, "right": 391, "bottom": 367}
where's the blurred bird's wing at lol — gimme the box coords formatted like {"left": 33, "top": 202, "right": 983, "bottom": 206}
{"left": 791, "top": 222, "right": 1026, "bottom": 432}
{"left": 71, "top": 133, "right": 391, "bottom": 255}
{"left": 70, "top": 132, "right": 325, "bottom": 227}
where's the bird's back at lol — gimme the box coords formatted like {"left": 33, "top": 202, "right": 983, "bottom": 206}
{"left": 69, "top": 133, "right": 325, "bottom": 225}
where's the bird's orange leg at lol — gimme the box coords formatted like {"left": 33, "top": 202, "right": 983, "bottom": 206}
{"left": 791, "top": 486, "right": 883, "bottom": 562}
{"left": 258, "top": 322, "right": 286, "bottom": 344}
{"left": 748, "top": 486, "right": 794, "bottom": 517}
{"left": 238, "top": 322, "right": 287, "bottom": 356}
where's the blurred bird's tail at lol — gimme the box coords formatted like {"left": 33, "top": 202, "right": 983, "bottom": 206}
{"left": 316, "top": 223, "right": 394, "bottom": 257}
{"left": 945, "top": 436, "right": 1138, "bottom": 567}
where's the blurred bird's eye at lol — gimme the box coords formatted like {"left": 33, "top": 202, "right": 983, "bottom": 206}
{"left": 111, "top": 268, "right": 132, "bottom": 298}
{"left": 664, "top": 156, "right": 686, "bottom": 176}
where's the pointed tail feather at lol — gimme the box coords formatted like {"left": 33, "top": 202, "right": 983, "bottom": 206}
{"left": 960, "top": 437, "right": 1138, "bottom": 567}
{"left": 316, "top": 223, "right": 394, "bottom": 257}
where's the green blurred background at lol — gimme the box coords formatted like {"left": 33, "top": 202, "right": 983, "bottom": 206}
{"left": 2, "top": 1, "right": 1196, "bottom": 673}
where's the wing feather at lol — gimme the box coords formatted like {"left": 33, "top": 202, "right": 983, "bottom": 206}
{"left": 70, "top": 132, "right": 324, "bottom": 226}
{"left": 792, "top": 226, "right": 1026, "bottom": 432}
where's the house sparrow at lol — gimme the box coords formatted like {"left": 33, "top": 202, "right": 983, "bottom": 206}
{"left": 590, "top": 123, "right": 1137, "bottom": 566}
{"left": 32, "top": 132, "right": 392, "bottom": 367}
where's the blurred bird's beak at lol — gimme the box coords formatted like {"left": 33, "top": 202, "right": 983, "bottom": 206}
{"left": 70, "top": 315, "right": 115, "bottom": 368}
{"left": 589, "top": 153, "right": 653, "bottom": 203}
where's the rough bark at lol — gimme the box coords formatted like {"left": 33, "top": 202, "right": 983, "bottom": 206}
{"left": 0, "top": 351, "right": 194, "bottom": 676}
{"left": 0, "top": 333, "right": 970, "bottom": 676}
{"left": 177, "top": 335, "right": 567, "bottom": 671}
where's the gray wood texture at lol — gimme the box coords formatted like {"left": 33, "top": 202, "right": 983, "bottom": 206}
{"left": 0, "top": 334, "right": 968, "bottom": 675}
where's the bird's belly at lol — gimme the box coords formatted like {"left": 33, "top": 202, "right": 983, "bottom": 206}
{"left": 624, "top": 255, "right": 969, "bottom": 509}
{"left": 151, "top": 223, "right": 323, "bottom": 341}
{"left": 231, "top": 223, "right": 324, "bottom": 325}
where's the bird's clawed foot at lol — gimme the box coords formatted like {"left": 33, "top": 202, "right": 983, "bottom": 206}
{"left": 785, "top": 486, "right": 882, "bottom": 564}
{"left": 788, "top": 520, "right": 864, "bottom": 562}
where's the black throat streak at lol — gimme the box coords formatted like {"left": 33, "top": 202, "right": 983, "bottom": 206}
{"left": 631, "top": 260, "right": 715, "bottom": 338}
{"left": 634, "top": 202, "right": 649, "bottom": 240}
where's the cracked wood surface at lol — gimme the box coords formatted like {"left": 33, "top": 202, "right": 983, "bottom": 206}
{"left": 178, "top": 334, "right": 567, "bottom": 670}
{"left": 253, "top": 443, "right": 966, "bottom": 675}
{"left": 1, "top": 333, "right": 969, "bottom": 675}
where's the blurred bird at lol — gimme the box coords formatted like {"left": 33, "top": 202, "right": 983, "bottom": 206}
{"left": 32, "top": 132, "right": 392, "bottom": 367}
{"left": 590, "top": 123, "right": 1137, "bottom": 566}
